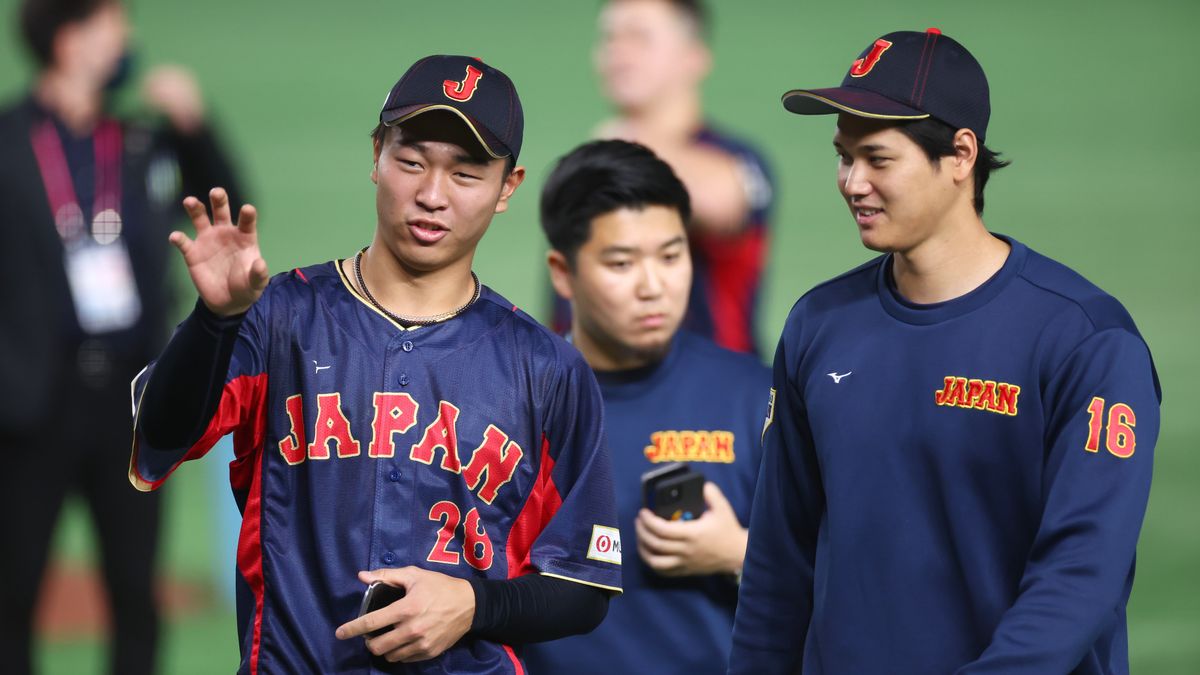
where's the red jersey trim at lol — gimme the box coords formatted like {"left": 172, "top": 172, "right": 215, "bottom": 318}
{"left": 128, "top": 372, "right": 269, "bottom": 492}
{"left": 504, "top": 435, "right": 563, "bottom": 577}
{"left": 497, "top": 436, "right": 562, "bottom": 675}
{"left": 237, "top": 448, "right": 267, "bottom": 674}
{"left": 694, "top": 228, "right": 767, "bottom": 353}
{"left": 502, "top": 645, "right": 526, "bottom": 675}
{"left": 126, "top": 369, "right": 270, "bottom": 671}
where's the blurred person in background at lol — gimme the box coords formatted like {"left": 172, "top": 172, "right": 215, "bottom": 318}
{"left": 0, "top": 0, "right": 245, "bottom": 672}
{"left": 549, "top": 0, "right": 775, "bottom": 356}
{"left": 526, "top": 140, "right": 769, "bottom": 675}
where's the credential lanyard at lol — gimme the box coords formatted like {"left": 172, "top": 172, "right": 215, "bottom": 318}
{"left": 30, "top": 117, "right": 123, "bottom": 246}
{"left": 29, "top": 116, "right": 141, "bottom": 337}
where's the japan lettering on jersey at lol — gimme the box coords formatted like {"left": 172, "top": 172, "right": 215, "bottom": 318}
{"left": 128, "top": 261, "right": 621, "bottom": 674}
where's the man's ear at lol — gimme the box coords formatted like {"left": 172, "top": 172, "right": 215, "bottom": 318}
{"left": 690, "top": 41, "right": 713, "bottom": 83}
{"left": 546, "top": 249, "right": 574, "bottom": 302}
{"left": 494, "top": 165, "right": 526, "bottom": 214}
{"left": 950, "top": 128, "right": 979, "bottom": 184}
{"left": 370, "top": 137, "right": 382, "bottom": 184}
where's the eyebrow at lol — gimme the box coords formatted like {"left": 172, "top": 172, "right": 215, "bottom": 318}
{"left": 400, "top": 140, "right": 492, "bottom": 167}
{"left": 833, "top": 140, "right": 890, "bottom": 154}
{"left": 599, "top": 236, "right": 686, "bottom": 256}
{"left": 658, "top": 235, "right": 686, "bottom": 250}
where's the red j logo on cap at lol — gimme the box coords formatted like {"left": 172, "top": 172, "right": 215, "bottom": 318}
{"left": 443, "top": 65, "right": 483, "bottom": 102}
{"left": 849, "top": 39, "right": 892, "bottom": 78}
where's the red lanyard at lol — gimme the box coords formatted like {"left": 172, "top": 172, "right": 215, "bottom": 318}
{"left": 30, "top": 117, "right": 123, "bottom": 244}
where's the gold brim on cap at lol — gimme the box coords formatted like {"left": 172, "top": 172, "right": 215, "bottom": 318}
{"left": 383, "top": 104, "right": 508, "bottom": 159}
{"left": 781, "top": 90, "right": 931, "bottom": 121}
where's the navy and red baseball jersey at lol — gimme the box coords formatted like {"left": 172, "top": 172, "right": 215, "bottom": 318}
{"left": 730, "top": 236, "right": 1161, "bottom": 674}
{"left": 551, "top": 124, "right": 773, "bottom": 355}
{"left": 129, "top": 261, "right": 622, "bottom": 674}
{"left": 683, "top": 125, "right": 774, "bottom": 356}
{"left": 524, "top": 331, "right": 769, "bottom": 675}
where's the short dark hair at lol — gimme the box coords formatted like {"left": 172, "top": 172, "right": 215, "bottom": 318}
{"left": 19, "top": 0, "right": 115, "bottom": 67}
{"left": 609, "top": 0, "right": 709, "bottom": 41}
{"left": 370, "top": 122, "right": 515, "bottom": 175}
{"left": 667, "top": 0, "right": 709, "bottom": 41}
{"left": 541, "top": 139, "right": 691, "bottom": 265}
{"left": 896, "top": 117, "right": 1010, "bottom": 215}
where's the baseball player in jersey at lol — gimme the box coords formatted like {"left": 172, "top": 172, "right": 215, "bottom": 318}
{"left": 729, "top": 29, "right": 1160, "bottom": 675}
{"left": 524, "top": 140, "right": 769, "bottom": 675}
{"left": 128, "top": 55, "right": 621, "bottom": 674}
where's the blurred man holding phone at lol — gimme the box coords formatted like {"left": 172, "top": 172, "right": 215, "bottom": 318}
{"left": 526, "top": 140, "right": 770, "bottom": 675}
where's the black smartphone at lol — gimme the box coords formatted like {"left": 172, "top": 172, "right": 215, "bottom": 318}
{"left": 641, "top": 462, "right": 706, "bottom": 521}
{"left": 358, "top": 581, "right": 406, "bottom": 638}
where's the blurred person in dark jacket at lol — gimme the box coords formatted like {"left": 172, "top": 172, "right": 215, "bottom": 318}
{"left": 0, "top": 1, "right": 246, "bottom": 672}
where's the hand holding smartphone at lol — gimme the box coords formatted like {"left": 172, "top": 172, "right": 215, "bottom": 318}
{"left": 641, "top": 462, "right": 707, "bottom": 521}
{"left": 357, "top": 581, "right": 407, "bottom": 638}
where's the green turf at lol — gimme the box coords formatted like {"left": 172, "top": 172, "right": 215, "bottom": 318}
{"left": 4, "top": 0, "right": 1198, "bottom": 672}
{"left": 37, "top": 607, "right": 240, "bottom": 675}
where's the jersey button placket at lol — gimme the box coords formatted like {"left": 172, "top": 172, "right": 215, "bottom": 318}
{"left": 373, "top": 338, "right": 416, "bottom": 575}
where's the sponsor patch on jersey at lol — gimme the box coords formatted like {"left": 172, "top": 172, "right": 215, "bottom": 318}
{"left": 643, "top": 430, "right": 735, "bottom": 464}
{"left": 934, "top": 376, "right": 1021, "bottom": 416}
{"left": 586, "top": 525, "right": 622, "bottom": 565}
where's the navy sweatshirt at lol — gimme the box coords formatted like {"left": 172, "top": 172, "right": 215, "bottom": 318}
{"left": 729, "top": 236, "right": 1160, "bottom": 675}
{"left": 527, "top": 332, "right": 770, "bottom": 674}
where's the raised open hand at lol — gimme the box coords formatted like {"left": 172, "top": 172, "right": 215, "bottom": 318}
{"left": 170, "top": 187, "right": 269, "bottom": 317}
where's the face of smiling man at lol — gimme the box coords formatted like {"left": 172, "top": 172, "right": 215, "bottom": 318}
{"left": 833, "top": 113, "right": 965, "bottom": 255}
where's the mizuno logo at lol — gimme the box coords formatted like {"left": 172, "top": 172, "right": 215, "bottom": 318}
{"left": 827, "top": 371, "right": 852, "bottom": 383}
{"left": 313, "top": 360, "right": 331, "bottom": 374}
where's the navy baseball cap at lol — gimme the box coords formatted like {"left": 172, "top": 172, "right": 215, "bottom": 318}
{"left": 782, "top": 28, "right": 991, "bottom": 141}
{"left": 380, "top": 55, "right": 524, "bottom": 160}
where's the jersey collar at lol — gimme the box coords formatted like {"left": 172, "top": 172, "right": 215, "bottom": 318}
{"left": 877, "top": 234, "right": 1027, "bottom": 326}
